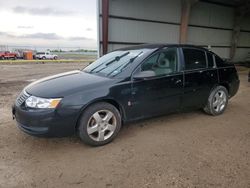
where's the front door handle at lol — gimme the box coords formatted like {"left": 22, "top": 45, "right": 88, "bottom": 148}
{"left": 171, "top": 77, "right": 181, "bottom": 82}
{"left": 171, "top": 78, "right": 182, "bottom": 85}
{"left": 175, "top": 79, "right": 182, "bottom": 84}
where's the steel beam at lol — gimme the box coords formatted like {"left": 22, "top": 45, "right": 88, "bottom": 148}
{"left": 230, "top": 1, "right": 250, "bottom": 60}
{"left": 179, "top": 0, "right": 198, "bottom": 44}
{"left": 102, "top": 0, "right": 109, "bottom": 55}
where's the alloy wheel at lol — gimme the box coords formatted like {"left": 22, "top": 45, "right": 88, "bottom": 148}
{"left": 87, "top": 110, "right": 117, "bottom": 142}
{"left": 213, "top": 90, "right": 227, "bottom": 113}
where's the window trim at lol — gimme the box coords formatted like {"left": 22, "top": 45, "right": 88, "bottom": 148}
{"left": 212, "top": 54, "right": 217, "bottom": 68}
{"left": 132, "top": 47, "right": 182, "bottom": 79}
{"left": 206, "top": 51, "right": 216, "bottom": 69}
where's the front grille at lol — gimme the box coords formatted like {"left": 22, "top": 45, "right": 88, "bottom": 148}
{"left": 16, "top": 90, "right": 30, "bottom": 106}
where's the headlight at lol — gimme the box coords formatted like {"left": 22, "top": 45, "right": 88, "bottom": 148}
{"left": 25, "top": 96, "right": 62, "bottom": 109}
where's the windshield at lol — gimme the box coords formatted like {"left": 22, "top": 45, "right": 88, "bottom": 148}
{"left": 83, "top": 50, "right": 146, "bottom": 77}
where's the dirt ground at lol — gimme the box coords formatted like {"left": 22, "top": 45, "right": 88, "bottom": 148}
{"left": 0, "top": 63, "right": 249, "bottom": 188}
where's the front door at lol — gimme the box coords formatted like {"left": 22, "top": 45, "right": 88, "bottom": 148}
{"left": 129, "top": 47, "right": 184, "bottom": 120}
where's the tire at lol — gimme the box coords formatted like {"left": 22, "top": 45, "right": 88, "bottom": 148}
{"left": 203, "top": 86, "right": 229, "bottom": 116}
{"left": 1, "top": 56, "right": 4, "bottom": 60}
{"left": 54, "top": 56, "right": 58, "bottom": 60}
{"left": 78, "top": 102, "right": 122, "bottom": 146}
{"left": 42, "top": 56, "right": 46, "bottom": 60}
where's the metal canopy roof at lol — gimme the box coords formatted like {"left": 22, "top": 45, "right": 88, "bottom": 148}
{"left": 201, "top": 0, "right": 250, "bottom": 7}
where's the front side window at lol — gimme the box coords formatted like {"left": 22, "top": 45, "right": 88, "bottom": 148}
{"left": 183, "top": 48, "right": 206, "bottom": 70}
{"left": 141, "top": 48, "right": 178, "bottom": 76}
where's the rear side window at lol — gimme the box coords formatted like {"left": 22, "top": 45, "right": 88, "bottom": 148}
{"left": 215, "top": 55, "right": 228, "bottom": 67}
{"left": 207, "top": 52, "right": 215, "bottom": 68}
{"left": 183, "top": 48, "right": 206, "bottom": 70}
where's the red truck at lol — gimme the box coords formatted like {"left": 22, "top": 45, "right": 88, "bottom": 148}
{"left": 0, "top": 51, "right": 18, "bottom": 60}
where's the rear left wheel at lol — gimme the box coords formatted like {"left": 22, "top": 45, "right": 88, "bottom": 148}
{"left": 77, "top": 102, "right": 121, "bottom": 146}
{"left": 204, "top": 86, "right": 228, "bottom": 116}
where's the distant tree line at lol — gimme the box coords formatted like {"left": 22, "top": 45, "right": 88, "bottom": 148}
{"left": 49, "top": 49, "right": 97, "bottom": 53}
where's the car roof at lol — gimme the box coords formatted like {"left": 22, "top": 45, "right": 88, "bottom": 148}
{"left": 117, "top": 43, "right": 209, "bottom": 51}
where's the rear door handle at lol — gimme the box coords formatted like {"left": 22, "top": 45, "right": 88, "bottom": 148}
{"left": 206, "top": 72, "right": 214, "bottom": 77}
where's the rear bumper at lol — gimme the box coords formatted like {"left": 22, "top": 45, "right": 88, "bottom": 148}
{"left": 229, "top": 79, "right": 240, "bottom": 98}
{"left": 12, "top": 104, "right": 81, "bottom": 137}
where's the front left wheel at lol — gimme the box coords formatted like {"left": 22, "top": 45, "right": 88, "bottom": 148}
{"left": 77, "top": 102, "right": 122, "bottom": 146}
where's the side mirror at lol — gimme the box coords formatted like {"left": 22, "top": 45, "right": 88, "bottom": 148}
{"left": 133, "top": 70, "right": 156, "bottom": 80}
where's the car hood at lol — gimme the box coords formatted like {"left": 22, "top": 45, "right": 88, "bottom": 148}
{"left": 25, "top": 70, "right": 113, "bottom": 98}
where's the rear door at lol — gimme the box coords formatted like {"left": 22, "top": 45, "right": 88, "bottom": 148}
{"left": 129, "top": 47, "right": 184, "bottom": 119}
{"left": 181, "top": 48, "right": 218, "bottom": 109}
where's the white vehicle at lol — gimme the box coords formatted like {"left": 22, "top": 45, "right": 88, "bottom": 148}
{"left": 35, "top": 52, "right": 58, "bottom": 60}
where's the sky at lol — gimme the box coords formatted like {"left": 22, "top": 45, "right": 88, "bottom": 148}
{"left": 0, "top": 0, "right": 97, "bottom": 50}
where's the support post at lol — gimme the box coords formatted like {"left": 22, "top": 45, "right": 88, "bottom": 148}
{"left": 179, "top": 0, "right": 197, "bottom": 44}
{"left": 102, "top": 0, "right": 109, "bottom": 55}
{"left": 230, "top": 2, "right": 250, "bottom": 60}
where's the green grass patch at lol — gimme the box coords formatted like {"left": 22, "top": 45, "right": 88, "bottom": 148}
{"left": 0, "top": 59, "right": 96, "bottom": 64}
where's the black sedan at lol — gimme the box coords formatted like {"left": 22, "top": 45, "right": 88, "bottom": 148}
{"left": 12, "top": 44, "right": 240, "bottom": 146}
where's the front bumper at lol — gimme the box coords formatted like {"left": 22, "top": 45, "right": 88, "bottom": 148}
{"left": 12, "top": 104, "right": 81, "bottom": 137}
{"left": 17, "top": 122, "right": 49, "bottom": 136}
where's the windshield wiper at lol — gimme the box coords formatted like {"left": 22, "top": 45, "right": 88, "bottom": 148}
{"left": 89, "top": 52, "right": 130, "bottom": 73}
{"left": 106, "top": 52, "right": 130, "bottom": 66}
{"left": 107, "top": 51, "right": 143, "bottom": 77}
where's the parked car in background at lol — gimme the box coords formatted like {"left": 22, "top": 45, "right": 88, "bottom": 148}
{"left": 12, "top": 44, "right": 240, "bottom": 146}
{"left": 35, "top": 52, "right": 58, "bottom": 60}
{"left": 0, "top": 51, "right": 18, "bottom": 60}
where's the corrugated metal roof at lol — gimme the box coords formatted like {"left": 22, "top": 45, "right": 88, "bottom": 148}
{"left": 200, "top": 0, "right": 247, "bottom": 7}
